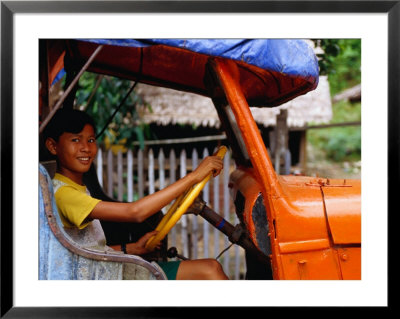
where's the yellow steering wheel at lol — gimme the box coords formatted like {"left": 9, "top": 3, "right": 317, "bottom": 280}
{"left": 145, "top": 146, "right": 227, "bottom": 251}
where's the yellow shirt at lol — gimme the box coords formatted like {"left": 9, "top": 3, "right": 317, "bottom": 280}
{"left": 52, "top": 173, "right": 101, "bottom": 229}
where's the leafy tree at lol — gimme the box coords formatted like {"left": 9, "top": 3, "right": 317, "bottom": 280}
{"left": 75, "top": 72, "right": 153, "bottom": 149}
{"left": 309, "top": 39, "right": 361, "bottom": 163}
{"left": 312, "top": 39, "right": 361, "bottom": 96}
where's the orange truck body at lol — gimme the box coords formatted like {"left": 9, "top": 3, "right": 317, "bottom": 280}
{"left": 212, "top": 59, "right": 361, "bottom": 279}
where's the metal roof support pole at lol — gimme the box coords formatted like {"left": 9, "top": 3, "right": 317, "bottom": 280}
{"left": 39, "top": 44, "right": 104, "bottom": 134}
{"left": 209, "top": 58, "right": 285, "bottom": 279}
{"left": 209, "top": 58, "right": 283, "bottom": 198}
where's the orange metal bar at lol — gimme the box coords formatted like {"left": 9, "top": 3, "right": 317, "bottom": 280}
{"left": 210, "top": 58, "right": 285, "bottom": 278}
{"left": 209, "top": 58, "right": 359, "bottom": 280}
{"left": 210, "top": 58, "right": 283, "bottom": 198}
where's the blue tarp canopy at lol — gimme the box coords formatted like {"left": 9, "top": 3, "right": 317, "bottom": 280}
{"left": 49, "top": 39, "right": 319, "bottom": 107}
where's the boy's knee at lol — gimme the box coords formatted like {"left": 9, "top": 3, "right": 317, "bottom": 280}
{"left": 208, "top": 259, "right": 223, "bottom": 272}
{"left": 176, "top": 258, "right": 229, "bottom": 280}
{"left": 203, "top": 259, "right": 228, "bottom": 279}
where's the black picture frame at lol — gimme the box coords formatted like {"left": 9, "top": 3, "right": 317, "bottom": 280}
{"left": 1, "top": 1, "right": 396, "bottom": 317}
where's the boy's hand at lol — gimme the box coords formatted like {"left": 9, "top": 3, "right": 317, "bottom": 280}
{"left": 192, "top": 156, "right": 223, "bottom": 183}
{"left": 126, "top": 231, "right": 161, "bottom": 255}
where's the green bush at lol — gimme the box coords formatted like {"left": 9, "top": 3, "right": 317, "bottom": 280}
{"left": 308, "top": 101, "right": 361, "bottom": 162}
{"left": 309, "top": 39, "right": 361, "bottom": 163}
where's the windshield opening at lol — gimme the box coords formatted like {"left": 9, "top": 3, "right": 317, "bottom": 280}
{"left": 209, "top": 96, "right": 252, "bottom": 168}
{"left": 222, "top": 104, "right": 250, "bottom": 163}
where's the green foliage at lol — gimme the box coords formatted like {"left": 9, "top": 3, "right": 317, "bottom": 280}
{"left": 312, "top": 39, "right": 361, "bottom": 96}
{"left": 308, "top": 125, "right": 361, "bottom": 162}
{"left": 308, "top": 101, "right": 361, "bottom": 162}
{"left": 313, "top": 39, "right": 341, "bottom": 76}
{"left": 75, "top": 73, "right": 153, "bottom": 149}
{"left": 307, "top": 39, "right": 361, "bottom": 163}
{"left": 331, "top": 100, "right": 361, "bottom": 123}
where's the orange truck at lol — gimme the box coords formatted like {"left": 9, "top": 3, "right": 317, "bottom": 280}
{"left": 39, "top": 39, "right": 360, "bottom": 280}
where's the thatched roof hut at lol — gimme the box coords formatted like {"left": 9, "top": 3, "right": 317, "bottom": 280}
{"left": 332, "top": 84, "right": 361, "bottom": 103}
{"left": 136, "top": 75, "right": 332, "bottom": 129}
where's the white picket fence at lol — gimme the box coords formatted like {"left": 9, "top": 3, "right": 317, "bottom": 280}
{"left": 95, "top": 146, "right": 246, "bottom": 279}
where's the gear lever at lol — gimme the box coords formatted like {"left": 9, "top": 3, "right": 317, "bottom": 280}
{"left": 167, "top": 247, "right": 188, "bottom": 260}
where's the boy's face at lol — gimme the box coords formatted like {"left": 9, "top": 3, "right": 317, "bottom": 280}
{"left": 46, "top": 124, "right": 98, "bottom": 184}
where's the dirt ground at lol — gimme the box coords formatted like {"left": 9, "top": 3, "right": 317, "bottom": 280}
{"left": 304, "top": 143, "right": 361, "bottom": 180}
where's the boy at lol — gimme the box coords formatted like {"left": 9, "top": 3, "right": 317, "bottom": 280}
{"left": 43, "top": 108, "right": 228, "bottom": 280}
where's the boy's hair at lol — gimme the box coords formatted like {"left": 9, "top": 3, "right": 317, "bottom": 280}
{"left": 43, "top": 108, "right": 96, "bottom": 141}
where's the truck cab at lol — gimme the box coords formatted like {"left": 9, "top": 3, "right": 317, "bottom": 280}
{"left": 39, "top": 39, "right": 361, "bottom": 280}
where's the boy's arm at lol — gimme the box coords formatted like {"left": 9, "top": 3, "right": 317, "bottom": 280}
{"left": 89, "top": 156, "right": 223, "bottom": 223}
